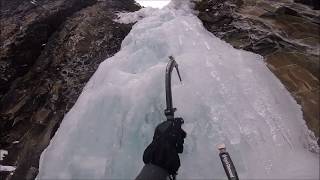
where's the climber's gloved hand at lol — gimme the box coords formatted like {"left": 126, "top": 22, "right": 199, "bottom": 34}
{"left": 143, "top": 118, "right": 187, "bottom": 176}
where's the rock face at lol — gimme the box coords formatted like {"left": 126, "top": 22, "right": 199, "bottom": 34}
{"left": 294, "top": 0, "right": 320, "bottom": 9}
{"left": 0, "top": 0, "right": 140, "bottom": 179}
{"left": 195, "top": 0, "right": 319, "bottom": 142}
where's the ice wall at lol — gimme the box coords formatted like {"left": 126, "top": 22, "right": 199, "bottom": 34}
{"left": 38, "top": 2, "right": 319, "bottom": 180}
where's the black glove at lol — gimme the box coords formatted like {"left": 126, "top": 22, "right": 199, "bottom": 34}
{"left": 143, "top": 118, "right": 187, "bottom": 176}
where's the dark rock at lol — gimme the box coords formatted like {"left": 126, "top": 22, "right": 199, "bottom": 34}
{"left": 0, "top": 0, "right": 98, "bottom": 98}
{"left": 294, "top": 0, "right": 320, "bottom": 10}
{"left": 274, "top": 6, "right": 300, "bottom": 16}
{"left": 0, "top": 0, "right": 140, "bottom": 179}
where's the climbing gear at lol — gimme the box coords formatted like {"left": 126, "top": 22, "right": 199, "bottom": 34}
{"left": 164, "top": 56, "right": 185, "bottom": 180}
{"left": 218, "top": 144, "right": 239, "bottom": 180}
{"left": 164, "top": 56, "right": 182, "bottom": 121}
{"left": 142, "top": 56, "right": 185, "bottom": 180}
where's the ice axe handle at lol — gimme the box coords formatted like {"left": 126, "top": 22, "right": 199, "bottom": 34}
{"left": 219, "top": 149, "right": 239, "bottom": 180}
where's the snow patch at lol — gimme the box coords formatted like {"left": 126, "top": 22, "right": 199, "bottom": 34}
{"left": 116, "top": 8, "right": 156, "bottom": 24}
{"left": 0, "top": 150, "right": 16, "bottom": 173}
{"left": 0, "top": 149, "right": 8, "bottom": 161}
{"left": 136, "top": 0, "right": 171, "bottom": 9}
{"left": 0, "top": 165, "right": 16, "bottom": 172}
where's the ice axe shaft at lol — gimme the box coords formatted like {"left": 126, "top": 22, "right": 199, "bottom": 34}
{"left": 165, "top": 56, "right": 182, "bottom": 120}
{"left": 164, "top": 56, "right": 184, "bottom": 180}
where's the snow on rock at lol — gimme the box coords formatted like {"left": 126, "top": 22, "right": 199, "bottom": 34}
{"left": 0, "top": 150, "right": 16, "bottom": 172}
{"left": 136, "top": 0, "right": 171, "bottom": 9}
{"left": 116, "top": 7, "right": 157, "bottom": 24}
{"left": 0, "top": 165, "right": 16, "bottom": 172}
{"left": 38, "top": 1, "right": 319, "bottom": 179}
{"left": 0, "top": 149, "right": 8, "bottom": 161}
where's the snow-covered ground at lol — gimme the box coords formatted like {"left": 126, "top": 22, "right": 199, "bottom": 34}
{"left": 38, "top": 1, "right": 319, "bottom": 179}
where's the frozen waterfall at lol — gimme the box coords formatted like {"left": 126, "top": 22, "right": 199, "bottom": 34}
{"left": 38, "top": 2, "right": 319, "bottom": 179}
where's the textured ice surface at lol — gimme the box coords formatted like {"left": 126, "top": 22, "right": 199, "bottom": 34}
{"left": 38, "top": 2, "right": 319, "bottom": 179}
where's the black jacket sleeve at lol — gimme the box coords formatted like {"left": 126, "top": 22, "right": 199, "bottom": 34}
{"left": 135, "top": 164, "right": 169, "bottom": 180}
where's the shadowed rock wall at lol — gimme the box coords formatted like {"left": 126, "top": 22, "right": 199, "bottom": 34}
{"left": 0, "top": 0, "right": 140, "bottom": 179}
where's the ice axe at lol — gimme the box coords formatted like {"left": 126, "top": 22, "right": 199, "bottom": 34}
{"left": 164, "top": 56, "right": 182, "bottom": 121}
{"left": 163, "top": 56, "right": 184, "bottom": 180}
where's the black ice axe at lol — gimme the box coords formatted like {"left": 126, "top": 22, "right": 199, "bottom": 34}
{"left": 163, "top": 56, "right": 185, "bottom": 180}
{"left": 164, "top": 56, "right": 182, "bottom": 121}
